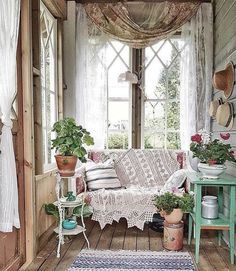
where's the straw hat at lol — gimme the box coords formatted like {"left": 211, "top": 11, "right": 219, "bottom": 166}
{"left": 209, "top": 98, "right": 224, "bottom": 118}
{"left": 212, "top": 62, "right": 235, "bottom": 99}
{"left": 216, "top": 102, "right": 234, "bottom": 129}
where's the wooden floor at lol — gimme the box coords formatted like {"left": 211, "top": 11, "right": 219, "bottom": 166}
{"left": 28, "top": 218, "right": 236, "bottom": 271}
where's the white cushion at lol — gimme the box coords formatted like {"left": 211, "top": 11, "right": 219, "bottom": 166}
{"left": 85, "top": 159, "right": 121, "bottom": 191}
{"left": 162, "top": 169, "right": 187, "bottom": 191}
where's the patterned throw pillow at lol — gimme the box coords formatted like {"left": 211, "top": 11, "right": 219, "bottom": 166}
{"left": 85, "top": 159, "right": 121, "bottom": 191}
{"left": 114, "top": 149, "right": 180, "bottom": 188}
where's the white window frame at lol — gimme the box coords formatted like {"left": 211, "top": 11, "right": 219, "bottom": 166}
{"left": 105, "top": 40, "right": 132, "bottom": 149}
{"left": 141, "top": 37, "right": 183, "bottom": 149}
{"left": 40, "top": 1, "right": 58, "bottom": 171}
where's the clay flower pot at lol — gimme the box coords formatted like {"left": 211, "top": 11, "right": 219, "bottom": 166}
{"left": 163, "top": 208, "right": 183, "bottom": 224}
{"left": 55, "top": 155, "right": 78, "bottom": 177}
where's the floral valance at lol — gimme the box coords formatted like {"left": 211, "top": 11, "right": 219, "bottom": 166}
{"left": 84, "top": 2, "right": 201, "bottom": 48}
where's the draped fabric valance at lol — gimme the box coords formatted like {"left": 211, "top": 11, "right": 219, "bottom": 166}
{"left": 84, "top": 2, "right": 201, "bottom": 48}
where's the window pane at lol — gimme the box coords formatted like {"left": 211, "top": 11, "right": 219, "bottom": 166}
{"left": 40, "top": 1, "right": 57, "bottom": 169}
{"left": 145, "top": 58, "right": 165, "bottom": 99}
{"left": 108, "top": 57, "right": 130, "bottom": 98}
{"left": 144, "top": 132, "right": 165, "bottom": 149}
{"left": 167, "top": 101, "right": 180, "bottom": 130}
{"left": 143, "top": 37, "right": 182, "bottom": 149}
{"left": 167, "top": 133, "right": 180, "bottom": 150}
{"left": 108, "top": 132, "right": 128, "bottom": 149}
{"left": 144, "top": 102, "right": 165, "bottom": 131}
{"left": 108, "top": 101, "right": 129, "bottom": 131}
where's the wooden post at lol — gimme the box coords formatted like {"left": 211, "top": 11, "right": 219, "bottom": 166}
{"left": 131, "top": 49, "right": 142, "bottom": 148}
{"left": 32, "top": 0, "right": 43, "bottom": 175}
{"left": 20, "top": 0, "right": 36, "bottom": 268}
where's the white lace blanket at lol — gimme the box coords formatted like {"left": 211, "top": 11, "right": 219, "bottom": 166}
{"left": 89, "top": 187, "right": 160, "bottom": 230}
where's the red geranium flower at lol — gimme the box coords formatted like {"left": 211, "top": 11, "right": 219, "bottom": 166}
{"left": 208, "top": 159, "right": 217, "bottom": 166}
{"left": 191, "top": 134, "right": 202, "bottom": 143}
{"left": 220, "top": 133, "right": 230, "bottom": 140}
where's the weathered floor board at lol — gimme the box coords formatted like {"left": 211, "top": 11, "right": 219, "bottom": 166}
{"left": 28, "top": 219, "right": 235, "bottom": 271}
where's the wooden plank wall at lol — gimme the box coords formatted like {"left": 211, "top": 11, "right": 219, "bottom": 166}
{"left": 35, "top": 172, "right": 57, "bottom": 251}
{"left": 213, "top": 0, "right": 236, "bottom": 251}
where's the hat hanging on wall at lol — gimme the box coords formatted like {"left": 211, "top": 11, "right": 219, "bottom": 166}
{"left": 215, "top": 102, "right": 235, "bottom": 129}
{"left": 209, "top": 98, "right": 224, "bottom": 118}
{"left": 212, "top": 62, "right": 235, "bottom": 99}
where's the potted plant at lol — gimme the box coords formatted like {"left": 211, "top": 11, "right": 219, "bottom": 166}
{"left": 190, "top": 131, "right": 235, "bottom": 178}
{"left": 153, "top": 189, "right": 194, "bottom": 224}
{"left": 52, "top": 117, "right": 94, "bottom": 177}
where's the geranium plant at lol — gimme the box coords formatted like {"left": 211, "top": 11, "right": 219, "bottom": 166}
{"left": 52, "top": 117, "right": 94, "bottom": 162}
{"left": 190, "top": 131, "right": 236, "bottom": 165}
{"left": 153, "top": 189, "right": 194, "bottom": 215}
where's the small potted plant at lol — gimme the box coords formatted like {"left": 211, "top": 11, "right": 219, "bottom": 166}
{"left": 52, "top": 117, "right": 94, "bottom": 176}
{"left": 190, "top": 131, "right": 235, "bottom": 178}
{"left": 153, "top": 189, "right": 194, "bottom": 224}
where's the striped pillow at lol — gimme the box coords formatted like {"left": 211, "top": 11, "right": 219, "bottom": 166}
{"left": 85, "top": 160, "right": 121, "bottom": 191}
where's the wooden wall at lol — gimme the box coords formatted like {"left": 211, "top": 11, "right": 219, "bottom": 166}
{"left": 35, "top": 172, "right": 57, "bottom": 251}
{"left": 213, "top": 0, "right": 236, "bottom": 251}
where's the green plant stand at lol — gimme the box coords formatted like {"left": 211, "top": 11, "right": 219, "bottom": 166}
{"left": 187, "top": 172, "right": 236, "bottom": 265}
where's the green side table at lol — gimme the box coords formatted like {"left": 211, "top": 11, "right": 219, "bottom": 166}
{"left": 187, "top": 172, "right": 236, "bottom": 264}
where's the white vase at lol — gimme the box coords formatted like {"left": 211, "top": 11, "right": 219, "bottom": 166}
{"left": 198, "top": 162, "right": 226, "bottom": 179}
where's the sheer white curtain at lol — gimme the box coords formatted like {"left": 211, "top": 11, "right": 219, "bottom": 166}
{"left": 180, "top": 3, "right": 213, "bottom": 150}
{"left": 0, "top": 0, "right": 21, "bottom": 232}
{"left": 75, "top": 4, "right": 107, "bottom": 148}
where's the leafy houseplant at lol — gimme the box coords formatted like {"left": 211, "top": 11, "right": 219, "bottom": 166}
{"left": 52, "top": 118, "right": 94, "bottom": 176}
{"left": 153, "top": 190, "right": 194, "bottom": 224}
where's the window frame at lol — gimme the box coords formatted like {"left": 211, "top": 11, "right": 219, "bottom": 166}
{"left": 105, "top": 40, "right": 132, "bottom": 150}
{"left": 40, "top": 1, "right": 58, "bottom": 172}
{"left": 140, "top": 36, "right": 183, "bottom": 149}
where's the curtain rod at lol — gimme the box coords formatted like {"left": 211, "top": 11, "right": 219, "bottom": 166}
{"left": 70, "top": 0, "right": 211, "bottom": 3}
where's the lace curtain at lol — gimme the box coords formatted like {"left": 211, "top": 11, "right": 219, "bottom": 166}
{"left": 0, "top": 0, "right": 21, "bottom": 232}
{"left": 76, "top": 4, "right": 108, "bottom": 148}
{"left": 84, "top": 2, "right": 200, "bottom": 48}
{"left": 180, "top": 3, "right": 213, "bottom": 150}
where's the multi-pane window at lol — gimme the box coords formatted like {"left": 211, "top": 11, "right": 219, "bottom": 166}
{"left": 142, "top": 38, "right": 184, "bottom": 149}
{"left": 106, "top": 41, "right": 131, "bottom": 149}
{"left": 40, "top": 2, "right": 58, "bottom": 169}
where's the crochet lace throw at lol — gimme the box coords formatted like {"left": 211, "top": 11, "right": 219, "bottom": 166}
{"left": 89, "top": 187, "right": 159, "bottom": 230}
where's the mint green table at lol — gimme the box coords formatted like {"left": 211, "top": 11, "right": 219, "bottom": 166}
{"left": 187, "top": 172, "right": 236, "bottom": 264}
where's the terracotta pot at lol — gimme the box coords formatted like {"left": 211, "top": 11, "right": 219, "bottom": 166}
{"left": 55, "top": 155, "right": 78, "bottom": 177}
{"left": 164, "top": 208, "right": 183, "bottom": 224}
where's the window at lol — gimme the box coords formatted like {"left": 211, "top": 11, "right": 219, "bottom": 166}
{"left": 40, "top": 2, "right": 58, "bottom": 170}
{"left": 106, "top": 41, "right": 131, "bottom": 149}
{"left": 142, "top": 38, "right": 184, "bottom": 149}
{"left": 85, "top": 35, "right": 183, "bottom": 150}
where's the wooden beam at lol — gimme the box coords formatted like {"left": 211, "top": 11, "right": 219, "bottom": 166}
{"left": 42, "top": 0, "right": 67, "bottom": 19}
{"left": 19, "top": 0, "right": 36, "bottom": 268}
{"left": 32, "top": 0, "right": 43, "bottom": 175}
{"left": 72, "top": 0, "right": 211, "bottom": 3}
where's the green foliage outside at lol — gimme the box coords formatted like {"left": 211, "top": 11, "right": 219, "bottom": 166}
{"left": 153, "top": 192, "right": 194, "bottom": 215}
{"left": 51, "top": 117, "right": 94, "bottom": 162}
{"left": 107, "top": 133, "right": 153, "bottom": 149}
